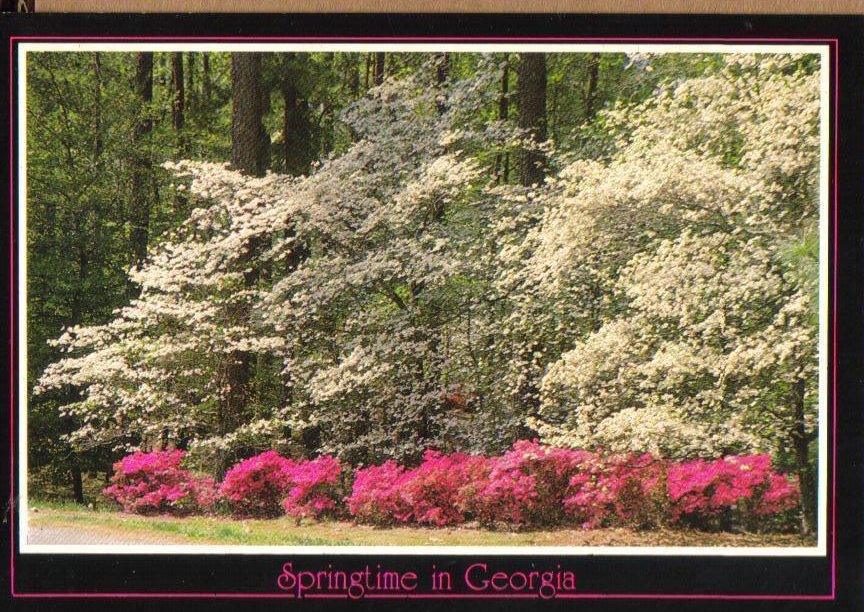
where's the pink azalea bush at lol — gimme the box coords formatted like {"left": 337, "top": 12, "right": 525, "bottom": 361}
{"left": 667, "top": 454, "right": 800, "bottom": 526}
{"left": 219, "top": 450, "right": 295, "bottom": 517}
{"left": 103, "top": 450, "right": 214, "bottom": 515}
{"left": 346, "top": 452, "right": 491, "bottom": 526}
{"left": 564, "top": 452, "right": 667, "bottom": 529}
{"left": 104, "top": 442, "right": 800, "bottom": 531}
{"left": 281, "top": 455, "right": 344, "bottom": 519}
{"left": 399, "top": 451, "right": 490, "bottom": 526}
{"left": 346, "top": 442, "right": 799, "bottom": 531}
{"left": 219, "top": 451, "right": 346, "bottom": 519}
{"left": 467, "top": 440, "right": 589, "bottom": 526}
{"left": 345, "top": 460, "right": 414, "bottom": 524}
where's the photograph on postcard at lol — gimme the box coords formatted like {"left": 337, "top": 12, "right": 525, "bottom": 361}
{"left": 17, "top": 42, "right": 829, "bottom": 556}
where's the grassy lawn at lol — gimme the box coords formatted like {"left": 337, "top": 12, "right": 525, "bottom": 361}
{"left": 27, "top": 500, "right": 815, "bottom": 548}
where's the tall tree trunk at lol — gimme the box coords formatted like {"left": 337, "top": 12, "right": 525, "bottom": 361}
{"left": 171, "top": 53, "right": 185, "bottom": 138}
{"left": 434, "top": 52, "right": 449, "bottom": 115}
{"left": 92, "top": 53, "right": 103, "bottom": 161}
{"left": 364, "top": 53, "right": 372, "bottom": 91}
{"left": 517, "top": 53, "right": 547, "bottom": 187}
{"left": 172, "top": 53, "right": 188, "bottom": 215}
{"left": 186, "top": 52, "right": 195, "bottom": 112}
{"left": 71, "top": 463, "right": 84, "bottom": 504}
{"left": 348, "top": 53, "right": 360, "bottom": 99}
{"left": 792, "top": 378, "right": 817, "bottom": 536}
{"left": 231, "top": 53, "right": 269, "bottom": 177}
{"left": 584, "top": 52, "right": 600, "bottom": 122}
{"left": 127, "top": 52, "right": 154, "bottom": 300}
{"left": 515, "top": 53, "right": 548, "bottom": 416}
{"left": 494, "top": 57, "right": 510, "bottom": 184}
{"left": 66, "top": 234, "right": 89, "bottom": 501}
{"left": 276, "top": 56, "right": 314, "bottom": 444}
{"left": 202, "top": 53, "right": 212, "bottom": 110}
{"left": 281, "top": 55, "right": 313, "bottom": 177}
{"left": 402, "top": 52, "right": 454, "bottom": 454}
{"left": 373, "top": 52, "right": 386, "bottom": 86}
{"left": 216, "top": 52, "right": 269, "bottom": 477}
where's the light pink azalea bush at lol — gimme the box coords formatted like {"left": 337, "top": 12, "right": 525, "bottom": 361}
{"left": 465, "top": 440, "right": 588, "bottom": 526}
{"left": 103, "top": 450, "right": 216, "bottom": 515}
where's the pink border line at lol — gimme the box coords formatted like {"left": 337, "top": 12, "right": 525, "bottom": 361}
{"left": 0, "top": 36, "right": 836, "bottom": 42}
{"left": 8, "top": 33, "right": 15, "bottom": 600}
{"left": 7, "top": 34, "right": 839, "bottom": 602}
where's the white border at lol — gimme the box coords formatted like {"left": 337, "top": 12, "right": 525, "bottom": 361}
{"left": 17, "top": 42, "right": 831, "bottom": 557}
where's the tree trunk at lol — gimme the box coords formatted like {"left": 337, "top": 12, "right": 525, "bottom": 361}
{"left": 171, "top": 53, "right": 185, "bottom": 136}
{"left": 231, "top": 53, "right": 269, "bottom": 177}
{"left": 202, "top": 53, "right": 211, "bottom": 109}
{"left": 517, "top": 53, "right": 547, "bottom": 187}
{"left": 584, "top": 52, "right": 600, "bottom": 122}
{"left": 172, "top": 53, "right": 188, "bottom": 215}
{"left": 127, "top": 52, "right": 154, "bottom": 299}
{"left": 216, "top": 53, "right": 270, "bottom": 477}
{"left": 792, "top": 377, "right": 816, "bottom": 536}
{"left": 373, "top": 52, "right": 385, "bottom": 86}
{"left": 186, "top": 52, "right": 195, "bottom": 111}
{"left": 281, "top": 56, "right": 313, "bottom": 177}
{"left": 67, "top": 233, "right": 90, "bottom": 501}
{"left": 495, "top": 57, "right": 510, "bottom": 184}
{"left": 434, "top": 52, "right": 449, "bottom": 115}
{"left": 364, "top": 53, "right": 372, "bottom": 91}
{"left": 348, "top": 54, "right": 360, "bottom": 99}
{"left": 92, "top": 53, "right": 103, "bottom": 161}
{"left": 515, "top": 53, "right": 548, "bottom": 414}
{"left": 71, "top": 463, "right": 84, "bottom": 504}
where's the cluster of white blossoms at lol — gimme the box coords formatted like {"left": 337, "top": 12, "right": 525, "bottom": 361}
{"left": 36, "top": 53, "right": 820, "bottom": 467}
{"left": 529, "top": 53, "right": 820, "bottom": 458}
{"left": 37, "top": 56, "right": 517, "bottom": 462}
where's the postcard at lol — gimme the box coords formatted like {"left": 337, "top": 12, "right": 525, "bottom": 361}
{"left": 2, "top": 10, "right": 862, "bottom": 611}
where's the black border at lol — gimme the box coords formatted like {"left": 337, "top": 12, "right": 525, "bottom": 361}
{"left": 1, "top": 12, "right": 862, "bottom": 612}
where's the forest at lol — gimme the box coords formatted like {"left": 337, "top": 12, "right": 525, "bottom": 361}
{"left": 26, "top": 49, "right": 821, "bottom": 540}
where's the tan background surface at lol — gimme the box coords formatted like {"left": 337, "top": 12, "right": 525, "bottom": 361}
{"left": 35, "top": 0, "right": 864, "bottom": 14}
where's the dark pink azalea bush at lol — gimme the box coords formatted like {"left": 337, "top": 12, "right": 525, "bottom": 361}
{"left": 395, "top": 451, "right": 490, "bottom": 526}
{"left": 281, "top": 455, "right": 344, "bottom": 519}
{"left": 345, "top": 442, "right": 799, "bottom": 530}
{"left": 105, "top": 442, "right": 800, "bottom": 531}
{"left": 219, "top": 450, "right": 295, "bottom": 517}
{"left": 103, "top": 450, "right": 216, "bottom": 515}
{"left": 219, "top": 451, "right": 345, "bottom": 519}
{"left": 346, "top": 452, "right": 492, "bottom": 526}
{"left": 667, "top": 454, "right": 800, "bottom": 526}
{"left": 345, "top": 460, "right": 414, "bottom": 524}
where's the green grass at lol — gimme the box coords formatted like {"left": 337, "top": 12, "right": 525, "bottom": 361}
{"left": 29, "top": 500, "right": 346, "bottom": 545}
{"left": 27, "top": 500, "right": 816, "bottom": 548}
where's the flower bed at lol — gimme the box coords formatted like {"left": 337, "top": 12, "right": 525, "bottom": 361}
{"left": 104, "top": 442, "right": 800, "bottom": 532}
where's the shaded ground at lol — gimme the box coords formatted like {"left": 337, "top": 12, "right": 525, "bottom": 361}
{"left": 26, "top": 503, "right": 815, "bottom": 548}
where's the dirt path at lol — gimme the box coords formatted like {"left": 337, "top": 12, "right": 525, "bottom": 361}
{"left": 27, "top": 523, "right": 197, "bottom": 546}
